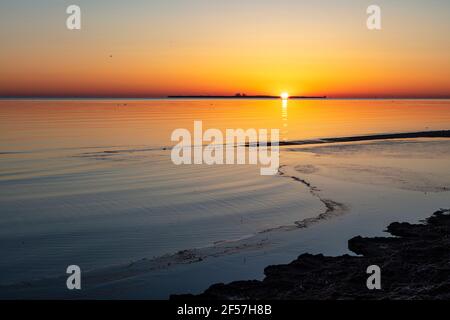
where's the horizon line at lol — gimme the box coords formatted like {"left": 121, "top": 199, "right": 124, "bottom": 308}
{"left": 1, "top": 93, "right": 450, "bottom": 100}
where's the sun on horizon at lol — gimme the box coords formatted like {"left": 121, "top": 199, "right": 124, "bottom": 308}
{"left": 281, "top": 92, "right": 289, "bottom": 100}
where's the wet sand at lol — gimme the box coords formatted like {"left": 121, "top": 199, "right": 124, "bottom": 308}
{"left": 278, "top": 130, "right": 450, "bottom": 146}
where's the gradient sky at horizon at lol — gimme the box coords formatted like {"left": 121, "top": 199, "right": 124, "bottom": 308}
{"left": 1, "top": 0, "right": 449, "bottom": 98}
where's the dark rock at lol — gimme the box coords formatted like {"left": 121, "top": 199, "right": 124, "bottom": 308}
{"left": 172, "top": 209, "right": 450, "bottom": 300}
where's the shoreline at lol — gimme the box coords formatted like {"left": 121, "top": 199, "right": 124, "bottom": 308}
{"left": 173, "top": 209, "right": 450, "bottom": 300}
{"left": 278, "top": 130, "right": 450, "bottom": 146}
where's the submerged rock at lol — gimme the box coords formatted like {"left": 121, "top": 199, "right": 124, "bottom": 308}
{"left": 173, "top": 209, "right": 450, "bottom": 300}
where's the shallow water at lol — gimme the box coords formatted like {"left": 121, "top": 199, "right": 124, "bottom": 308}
{"left": 0, "top": 99, "right": 449, "bottom": 298}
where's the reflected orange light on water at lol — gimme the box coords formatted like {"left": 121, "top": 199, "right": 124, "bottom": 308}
{"left": 1, "top": 99, "right": 450, "bottom": 152}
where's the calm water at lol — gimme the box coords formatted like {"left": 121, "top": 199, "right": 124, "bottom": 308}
{"left": 0, "top": 99, "right": 450, "bottom": 296}
{"left": 2, "top": 99, "right": 450, "bottom": 151}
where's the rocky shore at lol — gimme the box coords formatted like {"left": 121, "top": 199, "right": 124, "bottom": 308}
{"left": 173, "top": 209, "right": 450, "bottom": 300}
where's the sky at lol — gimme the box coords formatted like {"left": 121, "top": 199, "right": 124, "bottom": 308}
{"left": 0, "top": 0, "right": 449, "bottom": 98}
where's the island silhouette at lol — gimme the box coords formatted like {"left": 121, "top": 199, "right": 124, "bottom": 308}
{"left": 168, "top": 93, "right": 327, "bottom": 99}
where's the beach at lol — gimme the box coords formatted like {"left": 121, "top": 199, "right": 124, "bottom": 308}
{"left": 0, "top": 99, "right": 449, "bottom": 299}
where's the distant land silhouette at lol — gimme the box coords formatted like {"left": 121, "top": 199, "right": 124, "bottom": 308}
{"left": 168, "top": 94, "right": 327, "bottom": 99}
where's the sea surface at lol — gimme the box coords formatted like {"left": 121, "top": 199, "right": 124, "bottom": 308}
{"left": 0, "top": 99, "right": 449, "bottom": 298}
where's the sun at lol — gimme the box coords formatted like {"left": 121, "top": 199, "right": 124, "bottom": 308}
{"left": 280, "top": 92, "right": 289, "bottom": 100}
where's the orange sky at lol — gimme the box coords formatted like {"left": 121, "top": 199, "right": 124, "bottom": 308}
{"left": 0, "top": 1, "right": 449, "bottom": 98}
